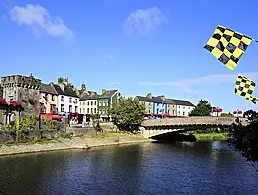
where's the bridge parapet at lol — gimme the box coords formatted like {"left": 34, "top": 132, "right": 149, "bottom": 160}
{"left": 142, "top": 116, "right": 243, "bottom": 127}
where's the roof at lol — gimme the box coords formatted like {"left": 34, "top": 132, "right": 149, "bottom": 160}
{"left": 80, "top": 94, "right": 100, "bottom": 101}
{"left": 171, "top": 99, "right": 195, "bottom": 107}
{"left": 136, "top": 96, "right": 163, "bottom": 103}
{"left": 53, "top": 84, "right": 79, "bottom": 98}
{"left": 99, "top": 90, "right": 118, "bottom": 98}
{"left": 40, "top": 83, "right": 58, "bottom": 95}
{"left": 136, "top": 96, "right": 195, "bottom": 106}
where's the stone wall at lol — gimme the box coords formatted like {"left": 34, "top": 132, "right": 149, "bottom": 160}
{"left": 18, "top": 87, "right": 40, "bottom": 117}
{"left": 0, "top": 122, "right": 65, "bottom": 143}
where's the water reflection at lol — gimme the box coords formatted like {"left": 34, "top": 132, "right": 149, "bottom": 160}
{"left": 0, "top": 142, "right": 258, "bottom": 195}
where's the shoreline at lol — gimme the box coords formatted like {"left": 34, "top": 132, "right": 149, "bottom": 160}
{"left": 0, "top": 136, "right": 152, "bottom": 157}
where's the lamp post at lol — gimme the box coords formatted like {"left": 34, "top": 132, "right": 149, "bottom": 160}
{"left": 213, "top": 107, "right": 223, "bottom": 116}
{"left": 233, "top": 109, "right": 242, "bottom": 117}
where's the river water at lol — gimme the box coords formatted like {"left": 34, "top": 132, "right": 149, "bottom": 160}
{"left": 0, "top": 141, "right": 258, "bottom": 195}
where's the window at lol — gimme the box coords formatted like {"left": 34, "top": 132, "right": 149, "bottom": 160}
{"left": 83, "top": 102, "right": 85, "bottom": 105}
{"left": 69, "top": 105, "right": 72, "bottom": 112}
{"left": 183, "top": 106, "right": 185, "bottom": 109}
{"left": 178, "top": 111, "right": 180, "bottom": 115}
{"left": 61, "top": 96, "right": 64, "bottom": 101}
{"left": 156, "top": 108, "right": 159, "bottom": 114}
{"left": 183, "top": 111, "right": 185, "bottom": 116}
{"left": 80, "top": 108, "right": 82, "bottom": 113}
{"left": 75, "top": 106, "right": 78, "bottom": 112}
{"left": 69, "top": 98, "right": 72, "bottom": 103}
{"left": 173, "top": 110, "right": 175, "bottom": 115}
{"left": 87, "top": 108, "right": 89, "bottom": 113}
{"left": 189, "top": 107, "right": 191, "bottom": 109}
{"left": 106, "top": 101, "right": 109, "bottom": 106}
{"left": 52, "top": 95, "right": 55, "bottom": 101}
{"left": 94, "top": 101, "right": 97, "bottom": 105}
{"left": 87, "top": 101, "right": 89, "bottom": 105}
{"left": 103, "top": 109, "right": 105, "bottom": 114}
{"left": 83, "top": 108, "right": 85, "bottom": 113}
{"left": 99, "top": 101, "right": 102, "bottom": 106}
{"left": 91, "top": 101, "right": 93, "bottom": 105}
{"left": 149, "top": 110, "right": 151, "bottom": 114}
{"left": 94, "top": 108, "right": 96, "bottom": 113}
{"left": 61, "top": 104, "right": 64, "bottom": 112}
{"left": 178, "top": 106, "right": 180, "bottom": 108}
{"left": 91, "top": 108, "right": 93, "bottom": 113}
{"left": 103, "top": 101, "right": 105, "bottom": 106}
{"left": 80, "top": 102, "right": 82, "bottom": 105}
{"left": 168, "top": 110, "right": 170, "bottom": 114}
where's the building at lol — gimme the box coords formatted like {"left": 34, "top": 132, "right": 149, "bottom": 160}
{"left": 164, "top": 99, "right": 177, "bottom": 116}
{"left": 98, "top": 89, "right": 121, "bottom": 121}
{"left": 135, "top": 93, "right": 195, "bottom": 117}
{"left": 1, "top": 73, "right": 41, "bottom": 116}
{"left": 0, "top": 84, "right": 2, "bottom": 98}
{"left": 79, "top": 94, "right": 98, "bottom": 116}
{"left": 53, "top": 82, "right": 79, "bottom": 117}
{"left": 39, "top": 83, "right": 58, "bottom": 114}
{"left": 172, "top": 99, "right": 195, "bottom": 117}
{"left": 136, "top": 93, "right": 168, "bottom": 115}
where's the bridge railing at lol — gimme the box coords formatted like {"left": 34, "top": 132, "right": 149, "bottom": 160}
{"left": 142, "top": 116, "right": 241, "bottom": 126}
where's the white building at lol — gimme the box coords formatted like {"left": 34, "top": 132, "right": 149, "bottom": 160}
{"left": 173, "top": 100, "right": 195, "bottom": 117}
{"left": 53, "top": 83, "right": 79, "bottom": 117}
{"left": 79, "top": 94, "right": 98, "bottom": 115}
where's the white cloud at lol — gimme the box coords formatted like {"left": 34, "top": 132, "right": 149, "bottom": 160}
{"left": 123, "top": 6, "right": 166, "bottom": 36}
{"left": 137, "top": 72, "right": 258, "bottom": 95}
{"left": 9, "top": 4, "right": 73, "bottom": 38}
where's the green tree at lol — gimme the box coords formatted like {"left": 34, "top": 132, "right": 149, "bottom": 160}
{"left": 228, "top": 110, "right": 258, "bottom": 166}
{"left": 108, "top": 97, "right": 145, "bottom": 132}
{"left": 189, "top": 99, "right": 210, "bottom": 116}
{"left": 58, "top": 77, "right": 64, "bottom": 83}
{"left": 220, "top": 112, "right": 233, "bottom": 117}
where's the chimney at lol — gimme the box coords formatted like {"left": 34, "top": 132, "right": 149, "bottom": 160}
{"left": 102, "top": 89, "right": 106, "bottom": 95}
{"left": 146, "top": 93, "right": 152, "bottom": 98}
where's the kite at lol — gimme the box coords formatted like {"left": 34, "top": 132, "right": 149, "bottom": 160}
{"left": 204, "top": 25, "right": 253, "bottom": 70}
{"left": 235, "top": 74, "right": 258, "bottom": 104}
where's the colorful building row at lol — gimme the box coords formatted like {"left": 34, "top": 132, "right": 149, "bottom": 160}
{"left": 135, "top": 93, "right": 195, "bottom": 117}
{"left": 0, "top": 74, "right": 121, "bottom": 122}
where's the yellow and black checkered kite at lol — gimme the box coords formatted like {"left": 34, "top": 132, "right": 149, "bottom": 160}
{"left": 235, "top": 74, "right": 258, "bottom": 104}
{"left": 204, "top": 25, "right": 253, "bottom": 70}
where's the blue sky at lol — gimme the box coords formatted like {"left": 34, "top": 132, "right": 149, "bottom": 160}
{"left": 1, "top": 0, "right": 258, "bottom": 112}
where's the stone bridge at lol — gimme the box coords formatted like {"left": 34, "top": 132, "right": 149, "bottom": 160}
{"left": 140, "top": 116, "right": 246, "bottom": 139}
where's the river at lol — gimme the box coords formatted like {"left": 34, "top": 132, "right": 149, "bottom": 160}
{"left": 0, "top": 141, "right": 257, "bottom": 195}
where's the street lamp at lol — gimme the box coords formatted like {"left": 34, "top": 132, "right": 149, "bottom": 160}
{"left": 233, "top": 109, "right": 242, "bottom": 117}
{"left": 213, "top": 107, "right": 223, "bottom": 116}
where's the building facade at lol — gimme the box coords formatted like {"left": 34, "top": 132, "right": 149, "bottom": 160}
{"left": 79, "top": 94, "right": 98, "bottom": 115}
{"left": 135, "top": 93, "right": 195, "bottom": 117}
{"left": 53, "top": 83, "right": 79, "bottom": 117}
{"left": 136, "top": 93, "right": 168, "bottom": 115}
{"left": 98, "top": 89, "right": 121, "bottom": 121}
{"left": 173, "top": 100, "right": 195, "bottom": 117}
{"left": 39, "top": 83, "right": 58, "bottom": 114}
{"left": 1, "top": 74, "right": 41, "bottom": 116}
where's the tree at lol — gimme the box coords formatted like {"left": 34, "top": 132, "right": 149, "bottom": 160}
{"left": 58, "top": 77, "right": 64, "bottom": 83}
{"left": 220, "top": 112, "right": 233, "bottom": 117}
{"left": 228, "top": 109, "right": 258, "bottom": 166}
{"left": 189, "top": 99, "right": 211, "bottom": 116}
{"left": 108, "top": 97, "right": 145, "bottom": 132}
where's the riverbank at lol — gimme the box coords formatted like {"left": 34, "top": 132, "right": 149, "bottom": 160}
{"left": 0, "top": 132, "right": 151, "bottom": 156}
{"left": 184, "top": 132, "right": 228, "bottom": 141}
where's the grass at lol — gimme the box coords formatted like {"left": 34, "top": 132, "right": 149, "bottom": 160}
{"left": 184, "top": 132, "right": 228, "bottom": 141}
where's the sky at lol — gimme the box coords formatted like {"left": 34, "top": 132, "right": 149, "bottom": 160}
{"left": 1, "top": 0, "right": 258, "bottom": 113}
